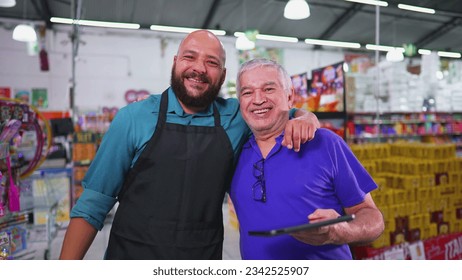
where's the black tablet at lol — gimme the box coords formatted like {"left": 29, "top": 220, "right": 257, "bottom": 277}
{"left": 248, "top": 214, "right": 355, "bottom": 237}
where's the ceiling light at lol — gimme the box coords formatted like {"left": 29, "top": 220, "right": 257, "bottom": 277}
{"left": 365, "top": 44, "right": 404, "bottom": 52}
{"left": 418, "top": 49, "right": 431, "bottom": 55}
{"left": 50, "top": 17, "right": 140, "bottom": 29}
{"left": 150, "top": 25, "right": 201, "bottom": 33}
{"left": 437, "top": 51, "right": 461, "bottom": 59}
{"left": 257, "top": 34, "right": 298, "bottom": 43}
{"left": 345, "top": 0, "right": 388, "bottom": 7}
{"left": 12, "top": 24, "right": 37, "bottom": 42}
{"left": 386, "top": 48, "right": 404, "bottom": 62}
{"left": 149, "top": 24, "right": 226, "bottom": 35}
{"left": 0, "top": 0, "right": 16, "bottom": 7}
{"left": 305, "top": 38, "right": 361, "bottom": 49}
{"left": 78, "top": 20, "right": 140, "bottom": 29}
{"left": 234, "top": 32, "right": 298, "bottom": 43}
{"left": 284, "top": 0, "right": 310, "bottom": 20}
{"left": 397, "top": 4, "right": 435, "bottom": 14}
{"left": 235, "top": 35, "right": 255, "bottom": 51}
{"left": 50, "top": 17, "right": 74, "bottom": 24}
{"left": 234, "top": 31, "right": 298, "bottom": 44}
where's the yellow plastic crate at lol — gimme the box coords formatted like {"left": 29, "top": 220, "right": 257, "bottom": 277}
{"left": 421, "top": 223, "right": 438, "bottom": 240}
{"left": 420, "top": 174, "right": 435, "bottom": 188}
{"left": 378, "top": 189, "right": 394, "bottom": 206}
{"left": 389, "top": 203, "right": 407, "bottom": 218}
{"left": 408, "top": 214, "right": 424, "bottom": 230}
{"left": 393, "top": 189, "right": 406, "bottom": 204}
{"left": 401, "top": 175, "right": 421, "bottom": 189}
{"left": 433, "top": 198, "right": 449, "bottom": 212}
{"left": 421, "top": 213, "right": 431, "bottom": 228}
{"left": 450, "top": 220, "right": 461, "bottom": 234}
{"left": 420, "top": 199, "right": 435, "bottom": 213}
{"left": 433, "top": 160, "right": 450, "bottom": 173}
{"left": 407, "top": 188, "right": 417, "bottom": 203}
{"left": 439, "top": 186, "right": 456, "bottom": 197}
{"left": 373, "top": 177, "right": 387, "bottom": 190}
{"left": 406, "top": 202, "right": 420, "bottom": 216}
{"left": 370, "top": 232, "right": 391, "bottom": 248}
{"left": 453, "top": 158, "right": 462, "bottom": 171}
{"left": 450, "top": 197, "right": 462, "bottom": 210}
{"left": 416, "top": 187, "right": 433, "bottom": 202}
{"left": 384, "top": 217, "right": 396, "bottom": 232}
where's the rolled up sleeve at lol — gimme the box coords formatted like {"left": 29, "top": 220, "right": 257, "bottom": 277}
{"left": 70, "top": 188, "right": 118, "bottom": 230}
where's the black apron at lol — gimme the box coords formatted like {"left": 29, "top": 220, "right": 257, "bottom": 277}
{"left": 106, "top": 90, "right": 234, "bottom": 259}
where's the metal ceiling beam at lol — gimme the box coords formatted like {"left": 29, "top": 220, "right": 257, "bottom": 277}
{"left": 319, "top": 3, "right": 362, "bottom": 40}
{"left": 414, "top": 17, "right": 462, "bottom": 49}
{"left": 201, "top": 0, "right": 222, "bottom": 29}
{"left": 387, "top": 0, "right": 462, "bottom": 19}
{"left": 276, "top": 0, "right": 448, "bottom": 24}
{"left": 31, "top": 0, "right": 53, "bottom": 28}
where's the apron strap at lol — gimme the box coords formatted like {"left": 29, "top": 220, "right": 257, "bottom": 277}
{"left": 161, "top": 88, "right": 222, "bottom": 127}
{"left": 212, "top": 103, "right": 221, "bottom": 127}
{"left": 157, "top": 89, "right": 169, "bottom": 129}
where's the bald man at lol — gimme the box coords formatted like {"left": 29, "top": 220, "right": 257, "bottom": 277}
{"left": 60, "top": 30, "right": 319, "bottom": 260}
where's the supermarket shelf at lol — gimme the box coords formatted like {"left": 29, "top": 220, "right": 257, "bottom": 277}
{"left": 348, "top": 133, "right": 462, "bottom": 140}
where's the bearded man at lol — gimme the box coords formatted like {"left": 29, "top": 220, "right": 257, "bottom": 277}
{"left": 59, "top": 30, "right": 319, "bottom": 260}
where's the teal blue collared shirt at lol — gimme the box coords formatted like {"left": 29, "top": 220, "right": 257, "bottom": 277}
{"left": 71, "top": 88, "right": 250, "bottom": 230}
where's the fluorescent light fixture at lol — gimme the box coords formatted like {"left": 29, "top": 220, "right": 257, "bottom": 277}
{"left": 386, "top": 48, "right": 404, "bottom": 62}
{"left": 150, "top": 25, "right": 199, "bottom": 33}
{"left": 257, "top": 34, "right": 298, "bottom": 43}
{"left": 418, "top": 49, "right": 431, "bottom": 55}
{"left": 51, "top": 17, "right": 140, "bottom": 29}
{"left": 234, "top": 32, "right": 298, "bottom": 43}
{"left": 304, "top": 38, "right": 361, "bottom": 49}
{"left": 150, "top": 24, "right": 226, "bottom": 35}
{"left": 397, "top": 4, "right": 435, "bottom": 14}
{"left": 50, "top": 17, "right": 73, "bottom": 24}
{"left": 365, "top": 44, "right": 404, "bottom": 52}
{"left": 284, "top": 0, "right": 310, "bottom": 20}
{"left": 234, "top": 32, "right": 246, "bottom": 37}
{"left": 437, "top": 51, "right": 461, "bottom": 59}
{"left": 0, "top": 0, "right": 16, "bottom": 7}
{"left": 12, "top": 24, "right": 37, "bottom": 42}
{"left": 345, "top": 0, "right": 388, "bottom": 7}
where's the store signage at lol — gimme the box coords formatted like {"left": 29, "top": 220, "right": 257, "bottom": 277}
{"left": 403, "top": 44, "right": 417, "bottom": 57}
{"left": 353, "top": 232, "right": 462, "bottom": 260}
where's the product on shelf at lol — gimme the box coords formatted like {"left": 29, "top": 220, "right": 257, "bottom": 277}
{"left": 347, "top": 112, "right": 462, "bottom": 156}
{"left": 0, "top": 98, "right": 52, "bottom": 179}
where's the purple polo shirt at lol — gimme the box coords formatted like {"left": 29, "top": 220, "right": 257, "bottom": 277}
{"left": 230, "top": 128, "right": 378, "bottom": 260}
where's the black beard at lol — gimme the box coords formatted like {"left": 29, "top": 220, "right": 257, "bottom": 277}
{"left": 171, "top": 67, "right": 222, "bottom": 110}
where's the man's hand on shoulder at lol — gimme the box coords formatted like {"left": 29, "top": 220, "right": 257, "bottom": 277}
{"left": 282, "top": 110, "right": 320, "bottom": 152}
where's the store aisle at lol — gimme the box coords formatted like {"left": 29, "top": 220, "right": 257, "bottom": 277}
{"left": 30, "top": 202, "right": 242, "bottom": 260}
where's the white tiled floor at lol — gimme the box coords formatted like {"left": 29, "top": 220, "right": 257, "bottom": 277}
{"left": 19, "top": 202, "right": 242, "bottom": 260}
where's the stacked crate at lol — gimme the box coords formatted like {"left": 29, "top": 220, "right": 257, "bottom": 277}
{"left": 350, "top": 142, "right": 462, "bottom": 249}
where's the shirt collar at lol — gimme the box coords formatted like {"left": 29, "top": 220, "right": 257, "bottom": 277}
{"left": 167, "top": 87, "right": 214, "bottom": 117}
{"left": 247, "top": 132, "right": 285, "bottom": 159}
